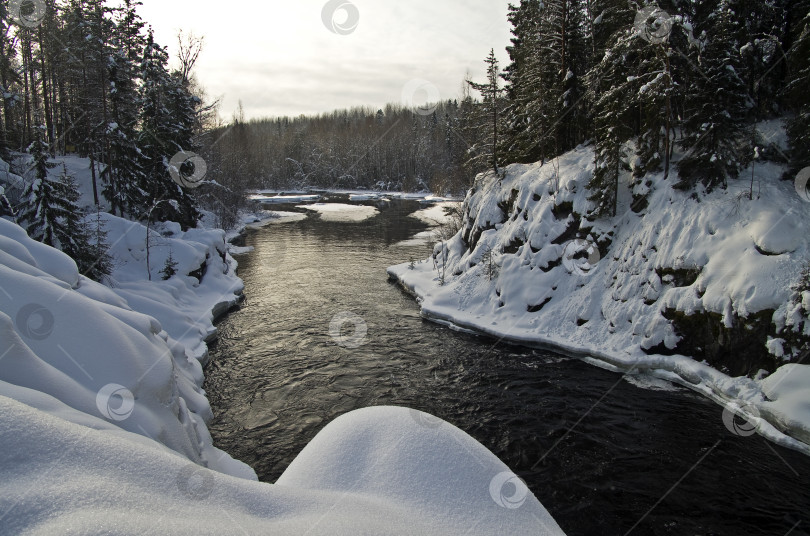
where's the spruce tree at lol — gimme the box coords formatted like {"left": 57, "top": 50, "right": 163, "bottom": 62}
{"left": 138, "top": 30, "right": 200, "bottom": 228}
{"left": 677, "top": 0, "right": 752, "bottom": 191}
{"left": 586, "top": 0, "right": 634, "bottom": 61}
{"left": 51, "top": 165, "right": 91, "bottom": 265}
{"left": 586, "top": 4, "right": 691, "bottom": 217}
{"left": 786, "top": 3, "right": 810, "bottom": 176}
{"left": 536, "top": 0, "right": 589, "bottom": 157}
{"left": 18, "top": 126, "right": 61, "bottom": 245}
{"left": 52, "top": 166, "right": 112, "bottom": 282}
{"left": 75, "top": 0, "right": 115, "bottom": 205}
{"left": 160, "top": 250, "right": 178, "bottom": 280}
{"left": 587, "top": 29, "right": 636, "bottom": 218}
{"left": 734, "top": 0, "right": 789, "bottom": 119}
{"left": 81, "top": 206, "right": 114, "bottom": 281}
{"left": 0, "top": 186, "right": 13, "bottom": 218}
{"left": 467, "top": 50, "right": 505, "bottom": 173}
{"left": 502, "top": 0, "right": 544, "bottom": 164}
{"left": 17, "top": 131, "right": 110, "bottom": 280}
{"left": 104, "top": 0, "right": 147, "bottom": 218}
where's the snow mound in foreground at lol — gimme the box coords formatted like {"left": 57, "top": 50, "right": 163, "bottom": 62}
{"left": 0, "top": 396, "right": 563, "bottom": 535}
{"left": 389, "top": 142, "right": 810, "bottom": 454}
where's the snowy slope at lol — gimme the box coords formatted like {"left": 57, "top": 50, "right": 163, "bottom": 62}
{"left": 389, "top": 138, "right": 810, "bottom": 454}
{"left": 99, "top": 214, "right": 245, "bottom": 364}
{"left": 0, "top": 217, "right": 252, "bottom": 478}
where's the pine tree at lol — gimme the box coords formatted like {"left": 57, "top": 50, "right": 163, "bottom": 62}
{"left": 0, "top": 0, "right": 16, "bottom": 153}
{"left": 678, "top": 0, "right": 752, "bottom": 191}
{"left": 72, "top": 0, "right": 115, "bottom": 205}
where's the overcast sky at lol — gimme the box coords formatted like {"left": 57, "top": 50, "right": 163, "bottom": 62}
{"left": 137, "top": 0, "right": 513, "bottom": 121}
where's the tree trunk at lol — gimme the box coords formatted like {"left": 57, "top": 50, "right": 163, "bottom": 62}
{"left": 90, "top": 153, "right": 100, "bottom": 207}
{"left": 38, "top": 27, "right": 54, "bottom": 149}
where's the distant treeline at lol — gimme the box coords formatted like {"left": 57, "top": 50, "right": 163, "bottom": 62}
{"left": 202, "top": 100, "right": 487, "bottom": 195}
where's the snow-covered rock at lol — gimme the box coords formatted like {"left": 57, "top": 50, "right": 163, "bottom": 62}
{"left": 98, "top": 214, "right": 244, "bottom": 363}
{"left": 296, "top": 202, "right": 379, "bottom": 222}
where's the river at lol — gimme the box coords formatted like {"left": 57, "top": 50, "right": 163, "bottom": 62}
{"left": 204, "top": 198, "right": 809, "bottom": 536}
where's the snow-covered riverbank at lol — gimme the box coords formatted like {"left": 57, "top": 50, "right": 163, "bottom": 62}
{"left": 389, "top": 137, "right": 810, "bottom": 455}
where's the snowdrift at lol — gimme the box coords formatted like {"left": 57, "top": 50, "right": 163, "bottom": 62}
{"left": 0, "top": 399, "right": 563, "bottom": 535}
{"left": 0, "top": 216, "right": 250, "bottom": 477}
{"left": 389, "top": 139, "right": 810, "bottom": 454}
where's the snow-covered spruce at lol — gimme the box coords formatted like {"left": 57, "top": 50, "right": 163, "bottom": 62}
{"left": 389, "top": 141, "right": 810, "bottom": 454}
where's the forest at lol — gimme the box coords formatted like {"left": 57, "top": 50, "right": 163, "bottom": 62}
{"left": 0, "top": 0, "right": 809, "bottom": 276}
{"left": 1, "top": 0, "right": 208, "bottom": 235}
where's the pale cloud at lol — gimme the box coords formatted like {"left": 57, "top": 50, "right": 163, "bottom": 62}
{"left": 138, "top": 0, "right": 512, "bottom": 120}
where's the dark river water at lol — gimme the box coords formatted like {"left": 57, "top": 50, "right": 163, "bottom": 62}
{"left": 204, "top": 199, "right": 809, "bottom": 536}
